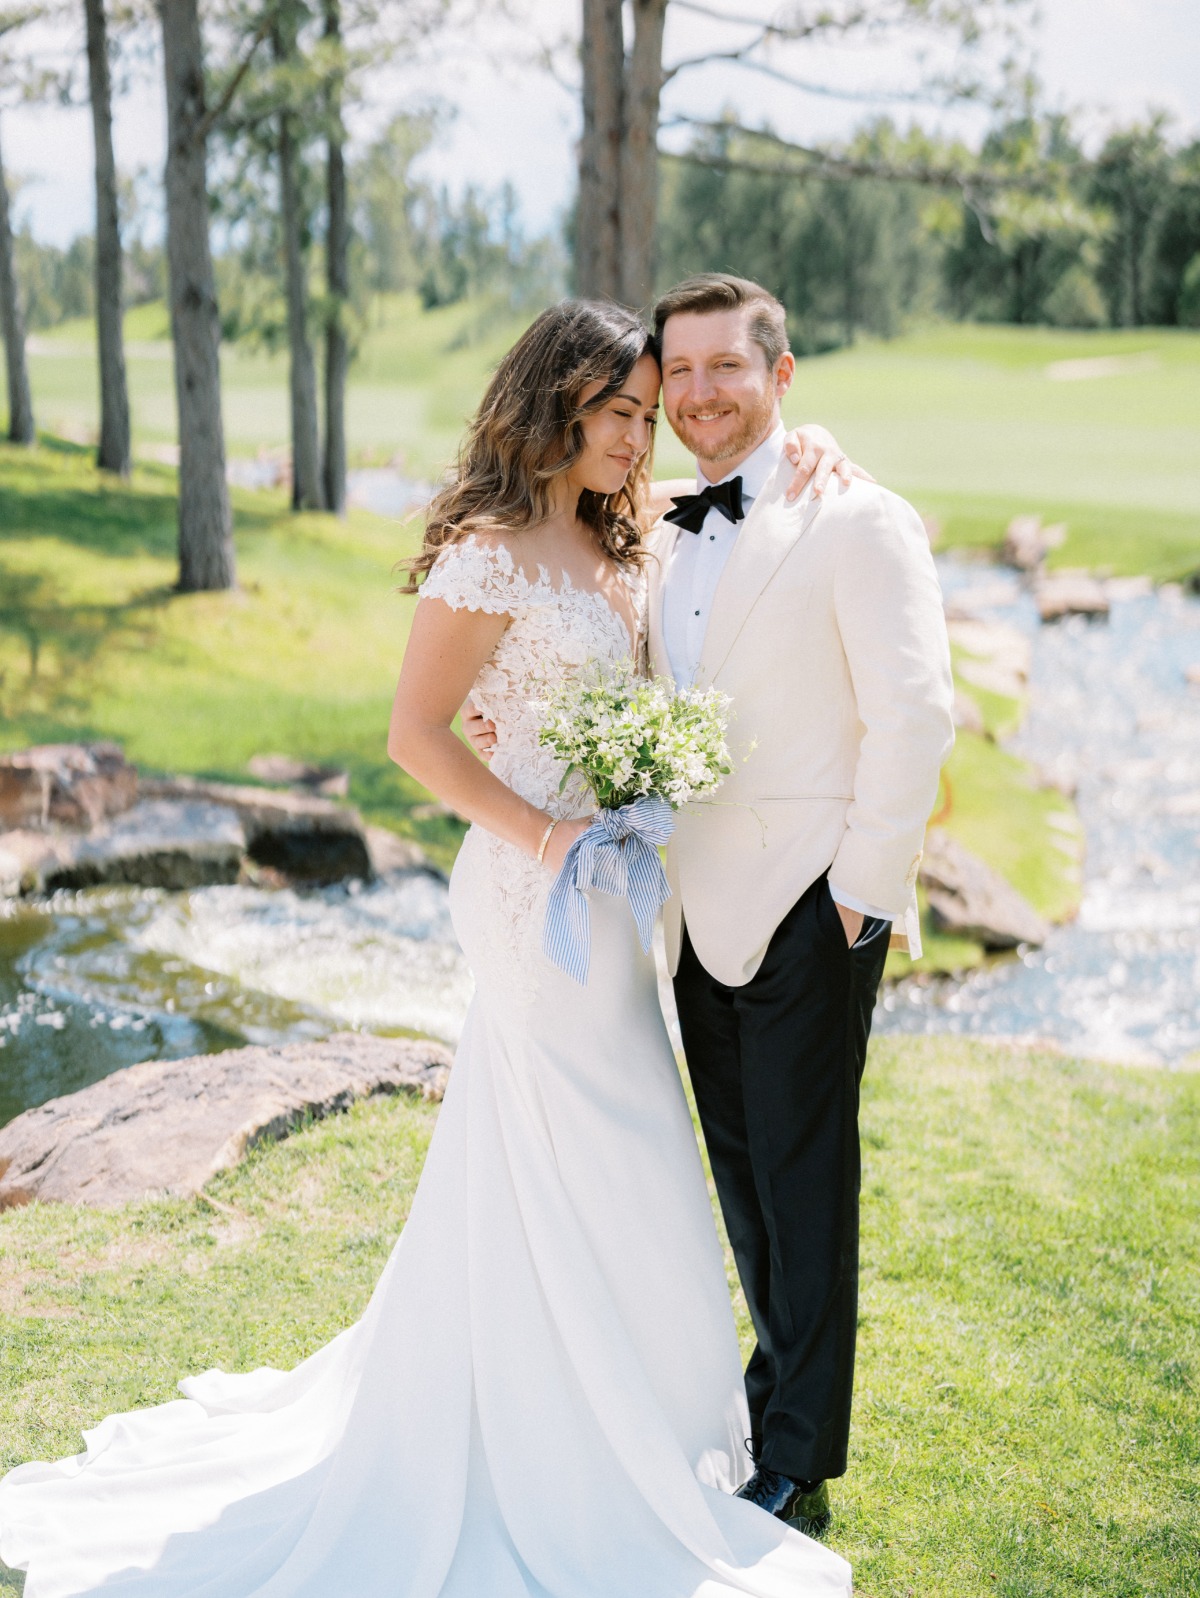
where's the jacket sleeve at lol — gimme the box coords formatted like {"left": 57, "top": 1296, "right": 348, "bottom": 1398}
{"left": 826, "top": 485, "right": 955, "bottom": 915}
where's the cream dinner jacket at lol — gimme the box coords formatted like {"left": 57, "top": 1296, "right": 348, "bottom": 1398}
{"left": 647, "top": 461, "right": 955, "bottom": 987}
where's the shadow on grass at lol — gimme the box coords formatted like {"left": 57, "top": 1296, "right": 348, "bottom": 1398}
{"left": 0, "top": 439, "right": 281, "bottom": 563}
{"left": 0, "top": 476, "right": 178, "bottom": 561}
{"left": 0, "top": 564, "right": 174, "bottom": 731}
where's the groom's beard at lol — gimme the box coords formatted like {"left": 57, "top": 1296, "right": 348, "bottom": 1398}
{"left": 671, "top": 383, "right": 777, "bottom": 471}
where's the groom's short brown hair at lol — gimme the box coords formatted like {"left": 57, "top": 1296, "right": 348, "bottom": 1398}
{"left": 652, "top": 274, "right": 789, "bottom": 370}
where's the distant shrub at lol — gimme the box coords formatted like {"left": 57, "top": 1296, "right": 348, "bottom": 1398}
{"left": 1043, "top": 265, "right": 1107, "bottom": 328}
{"left": 1179, "top": 254, "right": 1200, "bottom": 328}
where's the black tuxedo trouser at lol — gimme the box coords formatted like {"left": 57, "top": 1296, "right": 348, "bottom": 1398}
{"left": 673, "top": 872, "right": 890, "bottom": 1484}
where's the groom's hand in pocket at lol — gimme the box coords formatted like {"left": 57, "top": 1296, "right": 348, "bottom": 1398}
{"left": 462, "top": 698, "right": 497, "bottom": 760}
{"left": 834, "top": 902, "right": 865, "bottom": 948}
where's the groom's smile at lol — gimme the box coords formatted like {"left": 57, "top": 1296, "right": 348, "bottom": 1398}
{"left": 659, "top": 305, "right": 794, "bottom": 477}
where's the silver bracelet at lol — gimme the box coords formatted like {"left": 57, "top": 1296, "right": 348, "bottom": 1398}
{"left": 536, "top": 818, "right": 559, "bottom": 864}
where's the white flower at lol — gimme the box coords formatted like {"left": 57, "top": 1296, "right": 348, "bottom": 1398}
{"left": 536, "top": 660, "right": 732, "bottom": 811}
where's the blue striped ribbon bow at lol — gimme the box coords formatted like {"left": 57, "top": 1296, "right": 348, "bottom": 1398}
{"left": 543, "top": 795, "right": 675, "bottom": 984}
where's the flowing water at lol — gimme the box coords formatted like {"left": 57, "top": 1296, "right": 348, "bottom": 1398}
{"left": 0, "top": 874, "right": 472, "bottom": 1130}
{"left": 875, "top": 560, "right": 1200, "bottom": 1067}
{"left": 2, "top": 558, "right": 1197, "bottom": 1130}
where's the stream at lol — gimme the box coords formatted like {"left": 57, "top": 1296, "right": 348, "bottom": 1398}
{"left": 878, "top": 560, "right": 1200, "bottom": 1066}
{"left": 2, "top": 556, "right": 1197, "bottom": 1130}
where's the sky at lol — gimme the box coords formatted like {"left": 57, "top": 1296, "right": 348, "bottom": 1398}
{"left": 3, "top": 0, "right": 1199, "bottom": 249}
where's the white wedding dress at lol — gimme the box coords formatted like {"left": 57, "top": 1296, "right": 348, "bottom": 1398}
{"left": 0, "top": 536, "right": 851, "bottom": 1598}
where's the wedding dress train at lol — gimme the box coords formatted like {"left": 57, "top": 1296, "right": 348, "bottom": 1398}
{"left": 0, "top": 536, "right": 851, "bottom": 1597}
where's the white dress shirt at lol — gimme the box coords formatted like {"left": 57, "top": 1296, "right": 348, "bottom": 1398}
{"left": 661, "top": 424, "right": 892, "bottom": 929}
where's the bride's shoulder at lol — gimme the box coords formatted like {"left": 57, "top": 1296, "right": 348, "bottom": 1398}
{"left": 419, "top": 528, "right": 540, "bottom": 615}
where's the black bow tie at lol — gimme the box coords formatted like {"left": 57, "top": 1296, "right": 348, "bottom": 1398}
{"left": 663, "top": 476, "right": 745, "bottom": 535}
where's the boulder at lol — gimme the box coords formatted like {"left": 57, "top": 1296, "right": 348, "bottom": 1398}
{"left": 409, "top": 800, "right": 458, "bottom": 822}
{"left": 141, "top": 776, "right": 372, "bottom": 884}
{"left": 365, "top": 824, "right": 437, "bottom": 877}
{"left": 919, "top": 828, "right": 1050, "bottom": 950}
{"left": 41, "top": 799, "right": 247, "bottom": 892}
{"left": 247, "top": 753, "right": 350, "bottom": 798}
{"left": 1002, "top": 515, "right": 1066, "bottom": 571}
{"left": 1034, "top": 571, "right": 1110, "bottom": 622}
{"left": 0, "top": 829, "right": 72, "bottom": 897}
{"left": 0, "top": 742, "right": 137, "bottom": 831}
{"left": 947, "top": 617, "right": 1031, "bottom": 702}
{"left": 0, "top": 1032, "right": 454, "bottom": 1209}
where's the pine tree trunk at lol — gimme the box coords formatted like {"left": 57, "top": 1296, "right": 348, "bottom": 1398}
{"left": 274, "top": 17, "right": 324, "bottom": 513}
{"left": 577, "top": 0, "right": 623, "bottom": 300}
{"left": 85, "top": 0, "right": 132, "bottom": 477}
{"left": 322, "top": 0, "right": 348, "bottom": 516}
{"left": 160, "top": 0, "right": 236, "bottom": 591}
{"left": 0, "top": 117, "right": 35, "bottom": 446}
{"left": 618, "top": 0, "right": 668, "bottom": 310}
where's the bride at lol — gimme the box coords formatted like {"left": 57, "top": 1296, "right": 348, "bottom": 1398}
{"left": 0, "top": 301, "right": 855, "bottom": 1597}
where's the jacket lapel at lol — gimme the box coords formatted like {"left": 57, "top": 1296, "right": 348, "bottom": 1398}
{"left": 695, "top": 464, "right": 823, "bottom": 687}
{"left": 644, "top": 522, "right": 676, "bottom": 683}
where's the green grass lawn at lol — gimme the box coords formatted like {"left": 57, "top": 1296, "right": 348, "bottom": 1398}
{"left": 1, "top": 1035, "right": 1196, "bottom": 1597}
{"left": 775, "top": 323, "right": 1200, "bottom": 583}
{"left": 29, "top": 295, "right": 534, "bottom": 480}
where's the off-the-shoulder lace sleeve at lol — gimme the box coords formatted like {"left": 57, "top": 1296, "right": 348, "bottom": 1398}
{"left": 419, "top": 534, "right": 530, "bottom": 616}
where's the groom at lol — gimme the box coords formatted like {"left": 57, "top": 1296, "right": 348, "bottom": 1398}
{"left": 648, "top": 274, "right": 954, "bottom": 1535}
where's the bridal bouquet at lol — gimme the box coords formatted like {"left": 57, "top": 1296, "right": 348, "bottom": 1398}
{"left": 537, "top": 665, "right": 732, "bottom": 983}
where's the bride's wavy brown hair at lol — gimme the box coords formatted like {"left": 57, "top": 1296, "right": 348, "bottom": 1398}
{"left": 401, "top": 299, "right": 658, "bottom": 591}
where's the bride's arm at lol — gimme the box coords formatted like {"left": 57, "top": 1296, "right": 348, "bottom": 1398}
{"left": 388, "top": 599, "right": 589, "bottom": 872}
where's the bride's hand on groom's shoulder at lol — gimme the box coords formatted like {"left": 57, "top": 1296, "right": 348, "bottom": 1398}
{"left": 783, "top": 424, "right": 876, "bottom": 503}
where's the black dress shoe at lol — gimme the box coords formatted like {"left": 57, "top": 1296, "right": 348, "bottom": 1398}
{"left": 735, "top": 1468, "right": 832, "bottom": 1537}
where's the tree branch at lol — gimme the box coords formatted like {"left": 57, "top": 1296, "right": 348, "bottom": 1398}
{"left": 663, "top": 116, "right": 1070, "bottom": 196}
{"left": 194, "top": 6, "right": 278, "bottom": 145}
{"left": 666, "top": 47, "right": 980, "bottom": 105}
{"left": 668, "top": 2, "right": 875, "bottom": 43}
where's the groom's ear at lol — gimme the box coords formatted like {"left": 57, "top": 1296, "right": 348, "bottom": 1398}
{"left": 774, "top": 351, "right": 796, "bottom": 399}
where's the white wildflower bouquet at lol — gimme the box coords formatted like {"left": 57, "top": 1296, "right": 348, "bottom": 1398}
{"left": 536, "top": 663, "right": 733, "bottom": 984}
{"left": 537, "top": 662, "right": 732, "bottom": 812}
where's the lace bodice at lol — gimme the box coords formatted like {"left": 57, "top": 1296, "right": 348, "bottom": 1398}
{"left": 420, "top": 533, "right": 646, "bottom": 817}
{"left": 420, "top": 533, "right": 648, "bottom": 1007}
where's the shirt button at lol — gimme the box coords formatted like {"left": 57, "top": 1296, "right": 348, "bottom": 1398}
{"left": 709, "top": 535, "right": 715, "bottom": 541}
{"left": 694, "top": 609, "right": 700, "bottom": 616}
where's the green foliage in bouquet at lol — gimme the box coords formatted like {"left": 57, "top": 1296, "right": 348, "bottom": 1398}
{"left": 537, "top": 664, "right": 732, "bottom": 811}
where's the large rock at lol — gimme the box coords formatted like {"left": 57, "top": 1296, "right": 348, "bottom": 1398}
{"left": 947, "top": 616, "right": 1031, "bottom": 702}
{"left": 1034, "top": 570, "right": 1110, "bottom": 622}
{"left": 41, "top": 799, "right": 247, "bottom": 891}
{"left": 0, "top": 1033, "right": 454, "bottom": 1209}
{"left": 142, "top": 776, "right": 372, "bottom": 883}
{"left": 0, "top": 743, "right": 137, "bottom": 830}
{"left": 1002, "top": 514, "right": 1066, "bottom": 571}
{"left": 0, "top": 829, "right": 70, "bottom": 897}
{"left": 365, "top": 824, "right": 436, "bottom": 877}
{"left": 247, "top": 753, "right": 349, "bottom": 798}
{"left": 919, "top": 828, "right": 1050, "bottom": 950}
